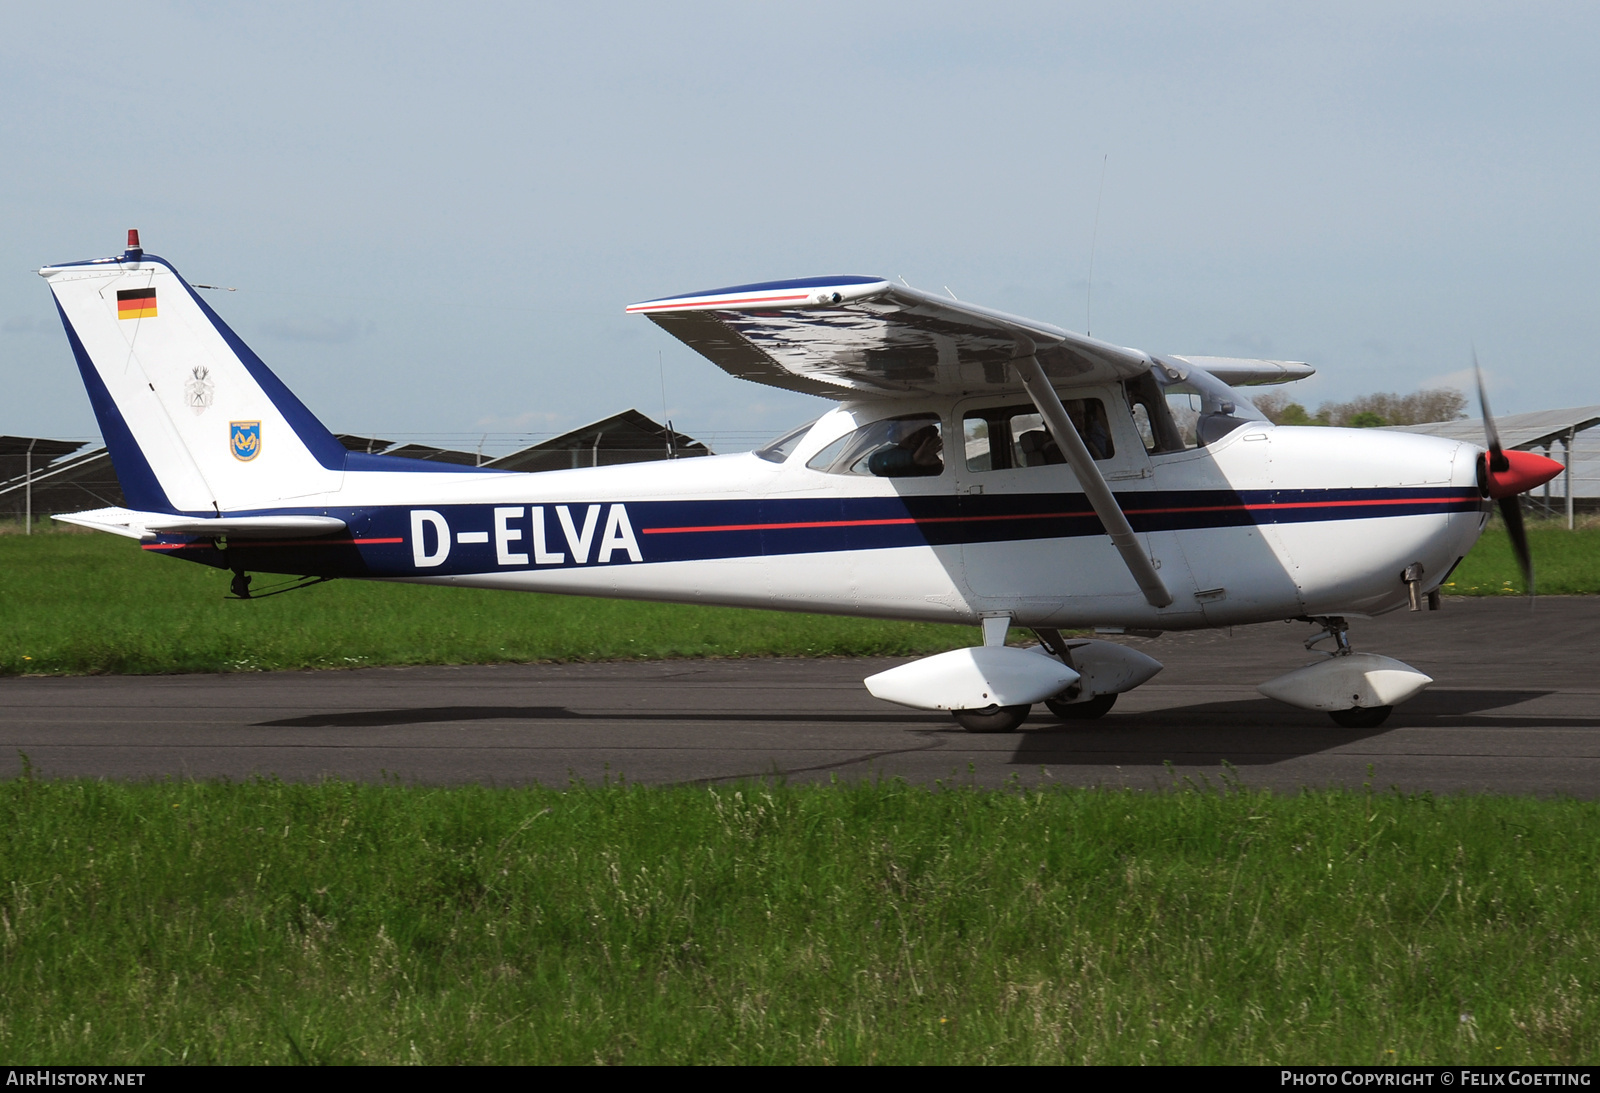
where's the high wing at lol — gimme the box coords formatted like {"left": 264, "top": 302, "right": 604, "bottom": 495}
{"left": 629, "top": 275, "right": 1317, "bottom": 612}
{"left": 628, "top": 277, "right": 1314, "bottom": 397}
{"left": 627, "top": 277, "right": 1157, "bottom": 398}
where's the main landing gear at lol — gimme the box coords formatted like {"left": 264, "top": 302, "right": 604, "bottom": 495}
{"left": 948, "top": 628, "right": 1140, "bottom": 733}
{"left": 860, "top": 619, "right": 1163, "bottom": 734}
{"left": 1045, "top": 692, "right": 1118, "bottom": 720}
{"left": 951, "top": 683, "right": 1120, "bottom": 733}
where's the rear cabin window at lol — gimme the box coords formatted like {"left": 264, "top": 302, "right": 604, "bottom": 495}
{"left": 961, "top": 400, "right": 1113, "bottom": 472}
{"left": 805, "top": 414, "right": 944, "bottom": 477}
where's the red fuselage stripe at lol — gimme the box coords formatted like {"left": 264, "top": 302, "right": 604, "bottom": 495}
{"left": 626, "top": 293, "right": 813, "bottom": 313}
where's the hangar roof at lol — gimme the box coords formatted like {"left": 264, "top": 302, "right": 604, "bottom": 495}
{"left": 1386, "top": 405, "right": 1600, "bottom": 451}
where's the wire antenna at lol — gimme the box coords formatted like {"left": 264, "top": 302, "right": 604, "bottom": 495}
{"left": 1085, "top": 153, "right": 1108, "bottom": 337}
{"left": 658, "top": 350, "right": 669, "bottom": 423}
{"left": 659, "top": 350, "right": 676, "bottom": 458}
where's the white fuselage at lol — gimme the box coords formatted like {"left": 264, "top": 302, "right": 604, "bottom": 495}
{"left": 173, "top": 392, "right": 1485, "bottom": 632}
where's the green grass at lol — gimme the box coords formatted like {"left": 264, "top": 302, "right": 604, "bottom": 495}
{"left": 1442, "top": 521, "right": 1600, "bottom": 596}
{"left": 3, "top": 522, "right": 1596, "bottom": 677}
{"left": 1, "top": 776, "right": 1595, "bottom": 1064}
{"left": 0, "top": 531, "right": 976, "bottom": 676}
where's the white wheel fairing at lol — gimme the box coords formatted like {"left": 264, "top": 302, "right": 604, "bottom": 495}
{"left": 1258, "top": 653, "right": 1433, "bottom": 712}
{"left": 864, "top": 646, "right": 1079, "bottom": 711}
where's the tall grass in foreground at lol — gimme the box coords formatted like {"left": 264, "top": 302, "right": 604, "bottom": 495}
{"left": 2, "top": 524, "right": 1595, "bottom": 676}
{"left": 1, "top": 777, "right": 1595, "bottom": 1064}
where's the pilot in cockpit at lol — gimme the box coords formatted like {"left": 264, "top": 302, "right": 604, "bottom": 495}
{"left": 1070, "top": 401, "right": 1114, "bottom": 460}
{"left": 867, "top": 423, "right": 944, "bottom": 477}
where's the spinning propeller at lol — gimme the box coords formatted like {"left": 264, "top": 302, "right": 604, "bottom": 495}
{"left": 1474, "top": 355, "right": 1563, "bottom": 595}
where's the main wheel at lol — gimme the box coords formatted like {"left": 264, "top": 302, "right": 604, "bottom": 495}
{"left": 1044, "top": 693, "right": 1118, "bottom": 720}
{"left": 1328, "top": 705, "right": 1392, "bottom": 729}
{"left": 952, "top": 704, "right": 1031, "bottom": 733}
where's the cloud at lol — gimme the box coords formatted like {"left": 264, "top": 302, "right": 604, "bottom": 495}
{"left": 259, "top": 316, "right": 361, "bottom": 343}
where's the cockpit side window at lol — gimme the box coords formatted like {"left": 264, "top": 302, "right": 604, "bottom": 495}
{"left": 754, "top": 418, "right": 818, "bottom": 464}
{"left": 806, "top": 414, "right": 944, "bottom": 477}
{"left": 1124, "top": 372, "right": 1188, "bottom": 453}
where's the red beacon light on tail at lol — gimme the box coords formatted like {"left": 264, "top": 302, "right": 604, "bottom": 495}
{"left": 124, "top": 229, "right": 142, "bottom": 261}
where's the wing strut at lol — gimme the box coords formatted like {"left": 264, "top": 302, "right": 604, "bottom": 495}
{"left": 1012, "top": 354, "right": 1173, "bottom": 608}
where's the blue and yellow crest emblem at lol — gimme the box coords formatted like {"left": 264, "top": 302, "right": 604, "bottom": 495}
{"left": 230, "top": 421, "right": 262, "bottom": 461}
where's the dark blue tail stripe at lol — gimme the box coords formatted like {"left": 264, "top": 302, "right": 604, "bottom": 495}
{"left": 53, "top": 298, "right": 175, "bottom": 514}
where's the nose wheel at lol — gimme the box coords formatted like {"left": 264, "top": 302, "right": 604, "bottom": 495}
{"left": 952, "top": 705, "right": 1031, "bottom": 733}
{"left": 1262, "top": 616, "right": 1428, "bottom": 728}
{"left": 1328, "top": 705, "right": 1393, "bottom": 729}
{"left": 1305, "top": 616, "right": 1385, "bottom": 726}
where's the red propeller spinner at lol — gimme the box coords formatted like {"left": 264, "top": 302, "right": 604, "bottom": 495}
{"left": 1481, "top": 447, "right": 1564, "bottom": 499}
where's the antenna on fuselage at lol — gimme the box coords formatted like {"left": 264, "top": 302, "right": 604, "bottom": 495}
{"left": 1085, "top": 153, "right": 1108, "bottom": 337}
{"left": 659, "top": 350, "right": 676, "bottom": 459}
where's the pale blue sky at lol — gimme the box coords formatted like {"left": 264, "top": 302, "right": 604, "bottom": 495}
{"left": 4, "top": 3, "right": 1596, "bottom": 451}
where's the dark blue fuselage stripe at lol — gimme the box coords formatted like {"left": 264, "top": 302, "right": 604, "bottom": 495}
{"left": 148, "top": 488, "right": 1486, "bottom": 579}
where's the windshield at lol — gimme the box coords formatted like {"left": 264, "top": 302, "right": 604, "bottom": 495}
{"left": 1150, "top": 357, "right": 1266, "bottom": 448}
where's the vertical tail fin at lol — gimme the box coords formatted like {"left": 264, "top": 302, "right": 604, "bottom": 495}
{"left": 41, "top": 236, "right": 346, "bottom": 514}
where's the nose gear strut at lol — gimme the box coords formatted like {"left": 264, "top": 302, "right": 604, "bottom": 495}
{"left": 1302, "top": 615, "right": 1352, "bottom": 656}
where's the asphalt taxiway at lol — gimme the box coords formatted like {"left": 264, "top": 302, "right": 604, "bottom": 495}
{"left": 2, "top": 598, "right": 1596, "bottom": 795}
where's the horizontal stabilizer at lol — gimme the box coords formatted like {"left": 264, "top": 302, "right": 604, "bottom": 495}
{"left": 54, "top": 507, "right": 346, "bottom": 540}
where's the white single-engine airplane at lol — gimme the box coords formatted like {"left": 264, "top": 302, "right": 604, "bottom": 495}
{"left": 42, "top": 232, "right": 1562, "bottom": 730}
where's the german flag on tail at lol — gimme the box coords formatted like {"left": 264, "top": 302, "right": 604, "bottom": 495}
{"left": 117, "top": 287, "right": 156, "bottom": 320}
